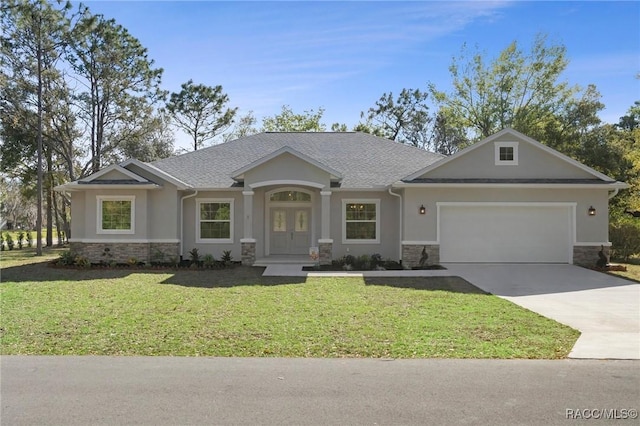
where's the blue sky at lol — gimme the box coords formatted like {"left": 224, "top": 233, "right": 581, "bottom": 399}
{"left": 82, "top": 1, "right": 639, "bottom": 149}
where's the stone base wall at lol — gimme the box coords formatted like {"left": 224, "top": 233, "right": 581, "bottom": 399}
{"left": 319, "top": 242, "right": 332, "bottom": 265}
{"left": 70, "top": 242, "right": 179, "bottom": 264}
{"left": 241, "top": 242, "right": 256, "bottom": 266}
{"left": 573, "top": 245, "right": 609, "bottom": 267}
{"left": 402, "top": 244, "right": 440, "bottom": 268}
{"left": 149, "top": 243, "right": 180, "bottom": 263}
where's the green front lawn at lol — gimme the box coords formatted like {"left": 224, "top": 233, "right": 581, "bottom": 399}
{"left": 0, "top": 249, "right": 578, "bottom": 358}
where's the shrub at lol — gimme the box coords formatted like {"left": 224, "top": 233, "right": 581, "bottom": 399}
{"left": 5, "top": 233, "right": 14, "bottom": 250}
{"left": 370, "top": 253, "right": 382, "bottom": 268}
{"left": 188, "top": 248, "right": 201, "bottom": 266}
{"left": 202, "top": 253, "right": 216, "bottom": 268}
{"left": 355, "top": 254, "right": 371, "bottom": 270}
{"left": 58, "top": 250, "right": 77, "bottom": 266}
{"left": 610, "top": 221, "right": 640, "bottom": 262}
{"left": 221, "top": 250, "right": 233, "bottom": 266}
{"left": 0, "top": 233, "right": 4, "bottom": 251}
{"left": 168, "top": 256, "right": 179, "bottom": 268}
{"left": 17, "top": 231, "right": 24, "bottom": 249}
{"left": 127, "top": 257, "right": 139, "bottom": 267}
{"left": 344, "top": 254, "right": 355, "bottom": 266}
{"left": 75, "top": 255, "right": 90, "bottom": 268}
{"left": 25, "top": 231, "right": 33, "bottom": 247}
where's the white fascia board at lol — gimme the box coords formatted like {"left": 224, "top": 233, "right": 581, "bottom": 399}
{"left": 120, "top": 158, "right": 191, "bottom": 189}
{"left": 54, "top": 182, "right": 161, "bottom": 191}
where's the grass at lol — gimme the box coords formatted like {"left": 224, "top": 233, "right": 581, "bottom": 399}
{"left": 608, "top": 262, "right": 640, "bottom": 283}
{"left": 0, "top": 249, "right": 579, "bottom": 359}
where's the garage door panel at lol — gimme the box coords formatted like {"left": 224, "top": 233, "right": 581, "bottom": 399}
{"left": 439, "top": 205, "right": 572, "bottom": 263}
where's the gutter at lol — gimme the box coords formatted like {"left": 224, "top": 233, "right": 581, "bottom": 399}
{"left": 388, "top": 187, "right": 402, "bottom": 262}
{"left": 180, "top": 190, "right": 198, "bottom": 259}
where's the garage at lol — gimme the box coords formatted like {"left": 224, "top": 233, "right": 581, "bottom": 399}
{"left": 439, "top": 203, "right": 574, "bottom": 263}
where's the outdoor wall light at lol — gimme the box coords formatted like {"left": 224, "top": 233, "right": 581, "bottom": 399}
{"left": 419, "top": 204, "right": 426, "bottom": 215}
{"left": 588, "top": 206, "right": 596, "bottom": 216}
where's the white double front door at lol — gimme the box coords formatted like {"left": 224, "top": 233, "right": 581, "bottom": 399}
{"left": 270, "top": 207, "right": 311, "bottom": 255}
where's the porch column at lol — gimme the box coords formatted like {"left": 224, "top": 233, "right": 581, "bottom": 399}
{"left": 242, "top": 190, "right": 254, "bottom": 239}
{"left": 241, "top": 190, "right": 256, "bottom": 265}
{"left": 318, "top": 190, "right": 333, "bottom": 265}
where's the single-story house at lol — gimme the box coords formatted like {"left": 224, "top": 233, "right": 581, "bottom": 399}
{"left": 55, "top": 128, "right": 627, "bottom": 267}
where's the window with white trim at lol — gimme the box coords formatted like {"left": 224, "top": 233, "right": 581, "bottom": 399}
{"left": 495, "top": 142, "right": 519, "bottom": 165}
{"left": 196, "top": 199, "right": 234, "bottom": 243}
{"left": 97, "top": 196, "right": 135, "bottom": 234}
{"left": 342, "top": 199, "right": 380, "bottom": 243}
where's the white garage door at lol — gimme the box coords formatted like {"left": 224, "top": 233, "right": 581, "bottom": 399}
{"left": 439, "top": 204, "right": 573, "bottom": 263}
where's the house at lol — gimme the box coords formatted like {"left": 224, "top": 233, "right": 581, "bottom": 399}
{"left": 55, "top": 128, "right": 627, "bottom": 267}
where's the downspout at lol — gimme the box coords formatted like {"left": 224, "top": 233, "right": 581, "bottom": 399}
{"left": 388, "top": 186, "right": 403, "bottom": 262}
{"left": 608, "top": 188, "right": 619, "bottom": 199}
{"left": 180, "top": 190, "right": 198, "bottom": 259}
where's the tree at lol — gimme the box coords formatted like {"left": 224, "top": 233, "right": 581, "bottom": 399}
{"left": 68, "top": 13, "right": 165, "bottom": 173}
{"left": 224, "top": 110, "right": 258, "bottom": 141}
{"left": 166, "top": 79, "right": 236, "bottom": 150}
{"left": 430, "top": 109, "right": 469, "bottom": 155}
{"left": 430, "top": 34, "right": 578, "bottom": 141}
{"left": 112, "top": 112, "right": 174, "bottom": 162}
{"left": 362, "top": 88, "right": 431, "bottom": 149}
{"left": 1, "top": 0, "right": 72, "bottom": 254}
{"left": 262, "top": 105, "right": 326, "bottom": 132}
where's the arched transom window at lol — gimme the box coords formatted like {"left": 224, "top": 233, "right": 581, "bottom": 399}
{"left": 270, "top": 191, "right": 311, "bottom": 202}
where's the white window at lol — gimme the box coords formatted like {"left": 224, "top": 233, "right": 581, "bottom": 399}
{"left": 196, "top": 198, "right": 234, "bottom": 243}
{"left": 97, "top": 196, "right": 135, "bottom": 234}
{"left": 495, "top": 142, "right": 519, "bottom": 165}
{"left": 342, "top": 199, "right": 380, "bottom": 244}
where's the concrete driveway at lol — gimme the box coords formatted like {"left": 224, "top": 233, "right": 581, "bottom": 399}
{"left": 444, "top": 264, "right": 640, "bottom": 360}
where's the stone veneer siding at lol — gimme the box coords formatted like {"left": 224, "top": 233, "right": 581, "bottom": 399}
{"left": 319, "top": 242, "right": 332, "bottom": 265}
{"left": 241, "top": 242, "right": 256, "bottom": 266}
{"left": 573, "top": 245, "right": 609, "bottom": 267}
{"left": 402, "top": 244, "right": 440, "bottom": 268}
{"left": 70, "top": 242, "right": 178, "bottom": 264}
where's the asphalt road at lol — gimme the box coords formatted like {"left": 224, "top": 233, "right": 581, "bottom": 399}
{"left": 2, "top": 356, "right": 638, "bottom": 425}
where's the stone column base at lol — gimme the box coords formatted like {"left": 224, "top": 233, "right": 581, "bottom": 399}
{"left": 241, "top": 241, "right": 256, "bottom": 266}
{"left": 402, "top": 244, "right": 440, "bottom": 268}
{"left": 319, "top": 241, "right": 333, "bottom": 265}
{"left": 573, "top": 245, "right": 609, "bottom": 267}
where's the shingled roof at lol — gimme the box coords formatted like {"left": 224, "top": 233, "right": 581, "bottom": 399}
{"left": 150, "top": 132, "right": 444, "bottom": 189}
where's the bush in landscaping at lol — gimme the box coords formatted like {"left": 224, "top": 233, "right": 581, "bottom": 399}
{"left": 221, "top": 250, "right": 233, "bottom": 266}
{"left": 5, "top": 233, "right": 14, "bottom": 250}
{"left": 610, "top": 220, "right": 640, "bottom": 262}
{"left": 17, "top": 231, "right": 24, "bottom": 249}
{"left": 25, "top": 231, "right": 33, "bottom": 247}
{"left": 58, "top": 250, "right": 77, "bottom": 266}
{"left": 0, "top": 233, "right": 4, "bottom": 251}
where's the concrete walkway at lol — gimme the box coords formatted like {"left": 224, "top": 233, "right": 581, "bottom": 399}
{"left": 262, "top": 263, "right": 640, "bottom": 360}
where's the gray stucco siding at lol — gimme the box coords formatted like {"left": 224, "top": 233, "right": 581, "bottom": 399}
{"left": 181, "top": 190, "right": 243, "bottom": 260}
{"left": 329, "top": 190, "right": 401, "bottom": 261}
{"left": 244, "top": 153, "right": 331, "bottom": 188}
{"left": 74, "top": 188, "right": 149, "bottom": 241}
{"left": 421, "top": 133, "right": 596, "bottom": 180}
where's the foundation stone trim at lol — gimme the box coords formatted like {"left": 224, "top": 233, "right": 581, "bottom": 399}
{"left": 573, "top": 245, "right": 609, "bottom": 267}
{"left": 402, "top": 244, "right": 440, "bottom": 268}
